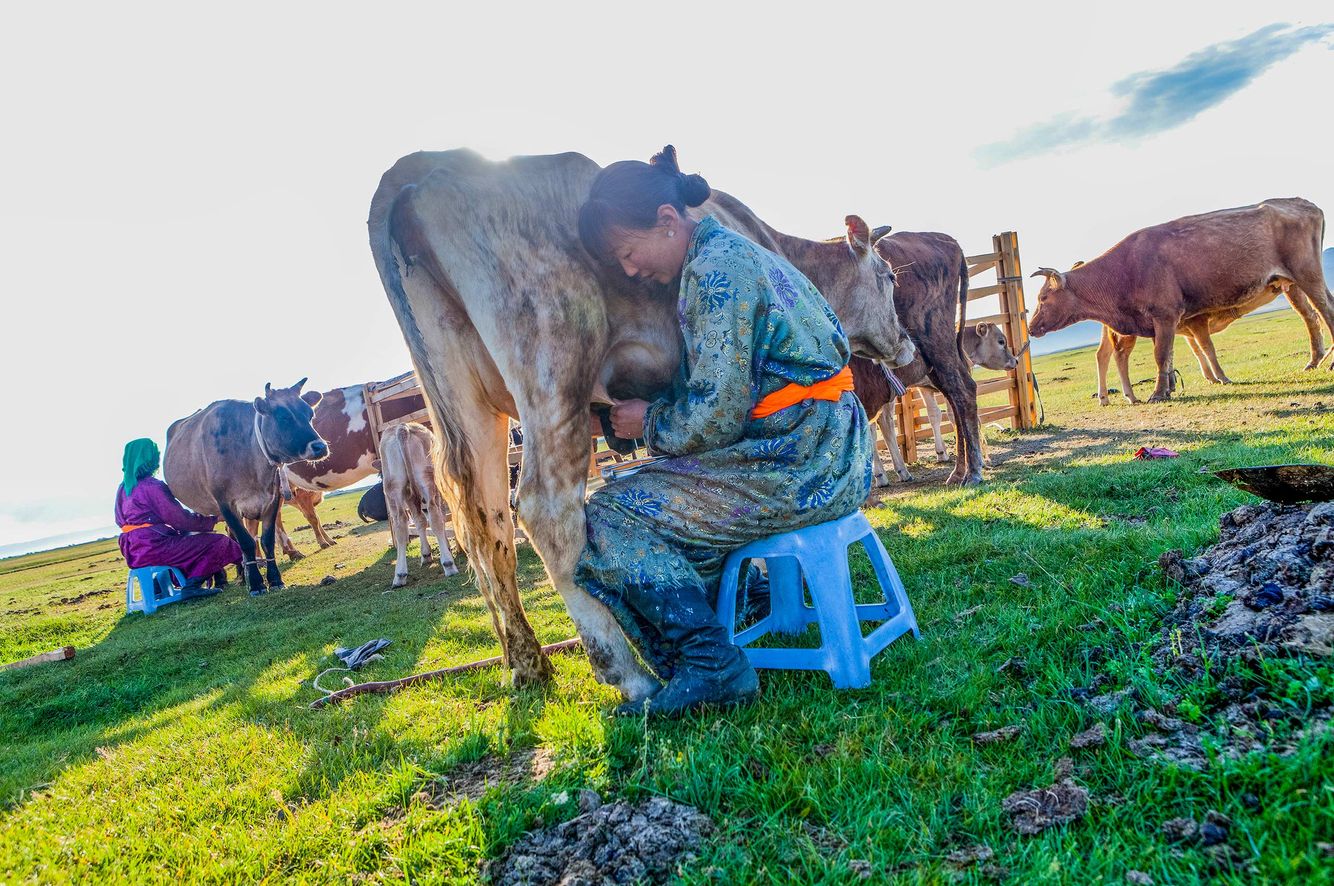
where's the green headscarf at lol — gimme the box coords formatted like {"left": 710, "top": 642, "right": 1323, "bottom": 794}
{"left": 121, "top": 438, "right": 161, "bottom": 496}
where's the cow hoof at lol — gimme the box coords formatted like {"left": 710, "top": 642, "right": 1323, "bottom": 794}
{"left": 249, "top": 588, "right": 266, "bottom": 597}
{"left": 287, "top": 550, "right": 305, "bottom": 562}
{"left": 1098, "top": 397, "right": 1110, "bottom": 407}
{"left": 269, "top": 583, "right": 285, "bottom": 591}
{"left": 1147, "top": 393, "right": 1171, "bottom": 403}
{"left": 319, "top": 540, "right": 337, "bottom": 549}
{"left": 441, "top": 562, "right": 460, "bottom": 577}
{"left": 934, "top": 453, "right": 953, "bottom": 464}
{"left": 897, "top": 471, "right": 913, "bottom": 483}
{"left": 511, "top": 655, "right": 556, "bottom": 688}
{"left": 872, "top": 474, "right": 889, "bottom": 488}
{"left": 392, "top": 574, "right": 408, "bottom": 588}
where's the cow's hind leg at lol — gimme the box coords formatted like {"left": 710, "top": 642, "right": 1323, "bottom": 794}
{"left": 1285, "top": 289, "right": 1329, "bottom": 370}
{"left": 1286, "top": 263, "right": 1334, "bottom": 369}
{"left": 928, "top": 359, "right": 983, "bottom": 485}
{"left": 515, "top": 408, "right": 660, "bottom": 701}
{"left": 435, "top": 405, "right": 555, "bottom": 688}
{"left": 221, "top": 504, "right": 265, "bottom": 594}
{"left": 1182, "top": 327, "right": 1224, "bottom": 383}
{"left": 387, "top": 490, "right": 411, "bottom": 588}
{"left": 293, "top": 491, "right": 336, "bottom": 548}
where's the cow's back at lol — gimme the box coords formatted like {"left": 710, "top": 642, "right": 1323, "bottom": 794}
{"left": 164, "top": 399, "right": 269, "bottom": 518}
{"left": 1096, "top": 198, "right": 1324, "bottom": 307}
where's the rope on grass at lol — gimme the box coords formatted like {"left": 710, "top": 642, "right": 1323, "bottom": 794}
{"left": 308, "top": 638, "right": 583, "bottom": 710}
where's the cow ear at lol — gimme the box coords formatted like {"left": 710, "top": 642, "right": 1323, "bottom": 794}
{"left": 253, "top": 396, "right": 273, "bottom": 416}
{"left": 371, "top": 459, "right": 382, "bottom": 472}
{"left": 845, "top": 215, "right": 872, "bottom": 256}
{"left": 301, "top": 390, "right": 322, "bottom": 408}
{"left": 975, "top": 321, "right": 991, "bottom": 335}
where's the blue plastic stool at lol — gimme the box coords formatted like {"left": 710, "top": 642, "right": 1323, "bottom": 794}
{"left": 716, "top": 511, "right": 919, "bottom": 689}
{"left": 125, "top": 566, "right": 186, "bottom": 615}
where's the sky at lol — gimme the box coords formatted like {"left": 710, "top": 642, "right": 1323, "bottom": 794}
{"left": 1, "top": 1, "right": 1332, "bottom": 554}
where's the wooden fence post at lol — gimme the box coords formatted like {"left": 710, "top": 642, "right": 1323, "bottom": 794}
{"left": 994, "top": 231, "right": 1039, "bottom": 429}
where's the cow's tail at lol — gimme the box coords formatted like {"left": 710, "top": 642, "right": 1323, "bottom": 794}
{"left": 368, "top": 181, "right": 478, "bottom": 535}
{"left": 956, "top": 250, "right": 970, "bottom": 361}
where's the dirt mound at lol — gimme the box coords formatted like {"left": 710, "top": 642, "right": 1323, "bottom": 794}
{"left": 1086, "top": 501, "right": 1333, "bottom": 768}
{"left": 486, "top": 796, "right": 714, "bottom": 885}
{"left": 1159, "top": 501, "right": 1334, "bottom": 660}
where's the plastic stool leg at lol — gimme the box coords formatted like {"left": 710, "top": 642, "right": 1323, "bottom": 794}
{"left": 802, "top": 545, "right": 872, "bottom": 689}
{"left": 716, "top": 553, "right": 744, "bottom": 639}
{"left": 766, "top": 556, "right": 807, "bottom": 635}
{"left": 862, "top": 531, "right": 920, "bottom": 638}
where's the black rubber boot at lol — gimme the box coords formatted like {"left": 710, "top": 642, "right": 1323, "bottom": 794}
{"left": 613, "top": 582, "right": 759, "bottom": 718}
{"left": 179, "top": 576, "right": 221, "bottom": 602}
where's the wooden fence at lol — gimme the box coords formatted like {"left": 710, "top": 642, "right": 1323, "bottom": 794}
{"left": 887, "top": 230, "right": 1039, "bottom": 465}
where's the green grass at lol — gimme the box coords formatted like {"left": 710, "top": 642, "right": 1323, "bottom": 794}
{"left": 2, "top": 310, "right": 1333, "bottom": 883}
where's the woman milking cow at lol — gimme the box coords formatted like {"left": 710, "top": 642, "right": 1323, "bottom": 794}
{"left": 575, "top": 147, "right": 874, "bottom": 717}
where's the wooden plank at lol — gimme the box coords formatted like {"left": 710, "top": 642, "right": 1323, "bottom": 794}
{"left": 3, "top": 646, "right": 75, "bottom": 671}
{"left": 966, "top": 283, "right": 1006, "bottom": 300}
{"left": 968, "top": 311, "right": 1011, "bottom": 326}
{"left": 979, "top": 404, "right": 1018, "bottom": 424}
{"left": 379, "top": 408, "right": 431, "bottom": 430}
{"left": 367, "top": 374, "right": 421, "bottom": 402}
{"left": 965, "top": 252, "right": 999, "bottom": 266}
{"left": 975, "top": 375, "right": 1014, "bottom": 396}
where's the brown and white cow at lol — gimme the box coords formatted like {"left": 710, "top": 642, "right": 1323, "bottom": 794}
{"left": 855, "top": 322, "right": 1023, "bottom": 484}
{"left": 368, "top": 148, "right": 915, "bottom": 698}
{"left": 164, "top": 380, "right": 328, "bottom": 594}
{"left": 379, "top": 423, "right": 459, "bottom": 587}
{"left": 1029, "top": 198, "right": 1334, "bottom": 402}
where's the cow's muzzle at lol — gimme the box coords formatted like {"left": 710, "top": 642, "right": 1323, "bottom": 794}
{"left": 305, "top": 440, "right": 329, "bottom": 460}
{"left": 890, "top": 338, "right": 917, "bottom": 369}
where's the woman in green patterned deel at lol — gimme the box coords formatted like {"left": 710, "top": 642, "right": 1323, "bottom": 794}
{"left": 576, "top": 146, "right": 874, "bottom": 717}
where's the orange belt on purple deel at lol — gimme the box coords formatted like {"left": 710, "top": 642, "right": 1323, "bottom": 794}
{"left": 120, "top": 523, "right": 154, "bottom": 533}
{"left": 750, "top": 365, "right": 855, "bottom": 420}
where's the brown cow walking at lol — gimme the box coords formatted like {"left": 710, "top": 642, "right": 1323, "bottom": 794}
{"left": 1030, "top": 198, "right": 1334, "bottom": 402}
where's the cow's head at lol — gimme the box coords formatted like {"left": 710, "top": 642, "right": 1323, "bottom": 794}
{"left": 821, "top": 216, "right": 915, "bottom": 367}
{"left": 968, "top": 321, "right": 1024, "bottom": 371}
{"left": 1027, "top": 267, "right": 1081, "bottom": 337}
{"left": 254, "top": 378, "right": 329, "bottom": 462}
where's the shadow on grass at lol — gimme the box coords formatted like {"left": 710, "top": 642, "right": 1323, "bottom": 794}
{"left": 0, "top": 544, "right": 462, "bottom": 811}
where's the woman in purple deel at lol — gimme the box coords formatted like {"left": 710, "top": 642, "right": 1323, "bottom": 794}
{"left": 115, "top": 438, "right": 241, "bottom": 598}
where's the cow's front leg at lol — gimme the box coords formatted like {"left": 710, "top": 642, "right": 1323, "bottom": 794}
{"left": 1114, "top": 340, "right": 1140, "bottom": 404}
{"left": 920, "top": 390, "right": 950, "bottom": 461}
{"left": 260, "top": 497, "right": 283, "bottom": 589}
{"left": 1147, "top": 318, "right": 1179, "bottom": 402}
{"left": 876, "top": 408, "right": 911, "bottom": 482}
{"left": 221, "top": 503, "right": 265, "bottom": 594}
{"left": 1095, "top": 329, "right": 1114, "bottom": 406}
{"left": 516, "top": 409, "right": 659, "bottom": 702}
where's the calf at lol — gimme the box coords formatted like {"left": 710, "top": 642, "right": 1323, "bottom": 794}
{"left": 164, "top": 380, "right": 328, "bottom": 594}
{"left": 379, "top": 423, "right": 459, "bottom": 588}
{"left": 1030, "top": 197, "right": 1334, "bottom": 402}
{"left": 856, "top": 322, "right": 1022, "bottom": 484}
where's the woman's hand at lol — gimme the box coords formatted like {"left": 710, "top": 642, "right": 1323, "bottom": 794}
{"left": 610, "top": 399, "right": 650, "bottom": 439}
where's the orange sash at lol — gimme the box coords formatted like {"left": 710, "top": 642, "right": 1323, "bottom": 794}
{"left": 750, "top": 365, "right": 854, "bottom": 420}
{"left": 120, "top": 523, "right": 154, "bottom": 533}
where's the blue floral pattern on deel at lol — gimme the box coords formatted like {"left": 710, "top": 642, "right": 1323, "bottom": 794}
{"left": 697, "top": 270, "right": 733, "bottom": 311}
{"left": 767, "top": 266, "right": 799, "bottom": 309}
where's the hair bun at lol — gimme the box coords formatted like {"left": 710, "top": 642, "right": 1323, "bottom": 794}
{"left": 649, "top": 144, "right": 681, "bottom": 173}
{"left": 679, "top": 173, "right": 711, "bottom": 208}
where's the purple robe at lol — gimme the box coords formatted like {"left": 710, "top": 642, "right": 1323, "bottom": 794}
{"left": 114, "top": 477, "right": 242, "bottom": 579}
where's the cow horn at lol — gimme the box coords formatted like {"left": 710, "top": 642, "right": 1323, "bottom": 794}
{"left": 1016, "top": 340, "right": 1031, "bottom": 356}
{"left": 264, "top": 382, "right": 273, "bottom": 397}
{"left": 870, "top": 225, "right": 893, "bottom": 242}
{"left": 294, "top": 377, "right": 308, "bottom": 393}
{"left": 1031, "top": 267, "right": 1067, "bottom": 289}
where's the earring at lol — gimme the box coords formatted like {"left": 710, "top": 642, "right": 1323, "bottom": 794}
{"left": 667, "top": 229, "right": 676, "bottom": 238}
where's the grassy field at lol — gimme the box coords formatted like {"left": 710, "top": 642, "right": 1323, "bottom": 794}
{"left": 2, "top": 310, "right": 1332, "bottom": 884}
